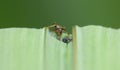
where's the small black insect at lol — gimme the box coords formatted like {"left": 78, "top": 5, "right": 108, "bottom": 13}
{"left": 62, "top": 36, "right": 72, "bottom": 44}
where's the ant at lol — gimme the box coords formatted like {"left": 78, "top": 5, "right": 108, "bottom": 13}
{"left": 48, "top": 22, "right": 72, "bottom": 44}
{"left": 48, "top": 22, "right": 66, "bottom": 40}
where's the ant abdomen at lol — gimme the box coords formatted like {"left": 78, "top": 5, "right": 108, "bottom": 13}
{"left": 62, "top": 36, "right": 72, "bottom": 44}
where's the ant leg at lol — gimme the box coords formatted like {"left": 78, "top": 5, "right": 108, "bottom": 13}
{"left": 48, "top": 22, "right": 57, "bottom": 28}
{"left": 48, "top": 24, "right": 56, "bottom": 28}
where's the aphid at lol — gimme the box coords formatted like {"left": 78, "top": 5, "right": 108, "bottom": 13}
{"left": 48, "top": 22, "right": 66, "bottom": 40}
{"left": 62, "top": 36, "right": 72, "bottom": 44}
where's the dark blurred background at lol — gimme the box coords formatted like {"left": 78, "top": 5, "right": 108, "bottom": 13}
{"left": 0, "top": 0, "right": 120, "bottom": 32}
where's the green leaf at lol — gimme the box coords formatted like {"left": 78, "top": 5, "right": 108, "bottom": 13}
{"left": 74, "top": 25, "right": 120, "bottom": 70}
{"left": 0, "top": 28, "right": 45, "bottom": 70}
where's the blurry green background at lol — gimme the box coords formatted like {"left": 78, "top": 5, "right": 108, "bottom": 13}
{"left": 0, "top": 0, "right": 120, "bottom": 32}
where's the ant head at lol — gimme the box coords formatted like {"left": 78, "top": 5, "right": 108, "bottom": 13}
{"left": 52, "top": 22, "right": 60, "bottom": 28}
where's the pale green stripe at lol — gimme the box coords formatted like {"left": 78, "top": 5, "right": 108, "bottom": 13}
{"left": 0, "top": 28, "right": 45, "bottom": 70}
{"left": 76, "top": 25, "right": 120, "bottom": 70}
{"left": 75, "top": 26, "right": 83, "bottom": 70}
{"left": 45, "top": 29, "right": 73, "bottom": 70}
